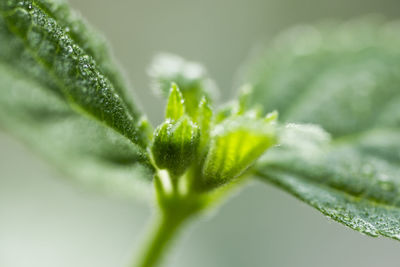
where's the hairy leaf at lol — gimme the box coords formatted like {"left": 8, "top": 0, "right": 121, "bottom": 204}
{"left": 256, "top": 125, "right": 400, "bottom": 239}
{"left": 0, "top": 0, "right": 154, "bottom": 198}
{"left": 0, "top": 63, "right": 153, "bottom": 199}
{"left": 0, "top": 0, "right": 149, "bottom": 147}
{"left": 246, "top": 18, "right": 400, "bottom": 136}
{"left": 246, "top": 18, "right": 400, "bottom": 239}
{"left": 202, "top": 117, "right": 276, "bottom": 188}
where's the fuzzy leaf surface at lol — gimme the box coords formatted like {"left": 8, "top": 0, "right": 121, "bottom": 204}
{"left": 202, "top": 117, "right": 276, "bottom": 188}
{"left": 246, "top": 19, "right": 400, "bottom": 239}
{"left": 0, "top": 0, "right": 154, "bottom": 198}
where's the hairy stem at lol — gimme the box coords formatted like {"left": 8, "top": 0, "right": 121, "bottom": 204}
{"left": 132, "top": 211, "right": 190, "bottom": 267}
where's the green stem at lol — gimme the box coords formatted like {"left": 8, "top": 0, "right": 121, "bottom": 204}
{"left": 132, "top": 212, "right": 189, "bottom": 267}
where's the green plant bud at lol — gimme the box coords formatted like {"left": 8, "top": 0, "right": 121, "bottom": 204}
{"left": 166, "top": 83, "right": 185, "bottom": 121}
{"left": 195, "top": 96, "right": 213, "bottom": 154}
{"left": 148, "top": 53, "right": 218, "bottom": 116}
{"left": 201, "top": 116, "right": 277, "bottom": 189}
{"left": 151, "top": 116, "right": 200, "bottom": 177}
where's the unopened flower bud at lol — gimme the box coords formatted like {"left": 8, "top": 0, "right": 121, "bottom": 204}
{"left": 151, "top": 116, "right": 200, "bottom": 177}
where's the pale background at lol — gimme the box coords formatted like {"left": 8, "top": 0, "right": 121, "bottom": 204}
{"left": 1, "top": 0, "right": 400, "bottom": 266}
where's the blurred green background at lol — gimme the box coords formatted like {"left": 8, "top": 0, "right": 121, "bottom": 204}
{"left": 1, "top": 0, "right": 400, "bottom": 266}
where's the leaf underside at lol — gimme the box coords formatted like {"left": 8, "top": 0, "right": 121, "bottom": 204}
{"left": 0, "top": 0, "right": 154, "bottom": 199}
{"left": 246, "top": 18, "right": 400, "bottom": 240}
{"left": 257, "top": 125, "right": 400, "bottom": 239}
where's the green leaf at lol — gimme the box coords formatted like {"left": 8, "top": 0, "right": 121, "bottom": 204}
{"left": 202, "top": 117, "right": 276, "bottom": 188}
{"left": 256, "top": 124, "right": 400, "bottom": 239}
{"left": 245, "top": 18, "right": 400, "bottom": 239}
{"left": 246, "top": 18, "right": 400, "bottom": 137}
{"left": 0, "top": 63, "right": 153, "bottom": 200}
{"left": 0, "top": 0, "right": 154, "bottom": 198}
{"left": 0, "top": 0, "right": 149, "bottom": 147}
{"left": 23, "top": 0, "right": 139, "bottom": 116}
